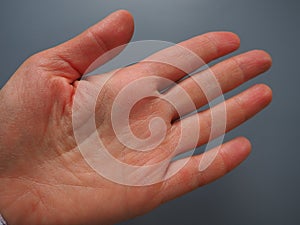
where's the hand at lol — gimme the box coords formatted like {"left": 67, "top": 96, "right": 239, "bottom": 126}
{"left": 0, "top": 10, "right": 272, "bottom": 225}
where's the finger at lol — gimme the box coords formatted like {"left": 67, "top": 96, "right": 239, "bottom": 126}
{"left": 171, "top": 84, "right": 272, "bottom": 154}
{"left": 165, "top": 50, "right": 272, "bottom": 118}
{"left": 45, "top": 10, "right": 134, "bottom": 81}
{"left": 159, "top": 137, "right": 251, "bottom": 204}
{"left": 128, "top": 32, "right": 240, "bottom": 85}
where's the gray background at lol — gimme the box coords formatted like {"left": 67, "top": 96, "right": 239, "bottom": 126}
{"left": 0, "top": 0, "right": 299, "bottom": 224}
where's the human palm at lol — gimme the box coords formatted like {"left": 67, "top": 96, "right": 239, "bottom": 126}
{"left": 0, "top": 10, "right": 272, "bottom": 225}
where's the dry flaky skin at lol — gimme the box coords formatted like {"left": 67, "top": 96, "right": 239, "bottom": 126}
{"left": 0, "top": 10, "right": 272, "bottom": 225}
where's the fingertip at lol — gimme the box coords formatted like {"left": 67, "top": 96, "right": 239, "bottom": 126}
{"left": 114, "top": 9, "right": 132, "bottom": 15}
{"left": 234, "top": 136, "right": 252, "bottom": 155}
{"left": 220, "top": 137, "right": 252, "bottom": 172}
{"left": 224, "top": 31, "right": 241, "bottom": 46}
{"left": 112, "top": 9, "right": 134, "bottom": 26}
{"left": 215, "top": 31, "right": 240, "bottom": 44}
{"left": 234, "top": 50, "right": 272, "bottom": 81}
{"left": 253, "top": 83, "right": 273, "bottom": 105}
{"left": 205, "top": 31, "right": 241, "bottom": 54}
{"left": 250, "top": 49, "right": 273, "bottom": 70}
{"left": 234, "top": 136, "right": 252, "bottom": 163}
{"left": 88, "top": 9, "right": 135, "bottom": 55}
{"left": 239, "top": 84, "right": 273, "bottom": 115}
{"left": 103, "top": 10, "right": 135, "bottom": 38}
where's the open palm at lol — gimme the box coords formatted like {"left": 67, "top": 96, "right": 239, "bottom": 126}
{"left": 0, "top": 10, "right": 272, "bottom": 225}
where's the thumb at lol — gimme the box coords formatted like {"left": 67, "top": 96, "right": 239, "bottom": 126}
{"left": 46, "top": 10, "right": 134, "bottom": 81}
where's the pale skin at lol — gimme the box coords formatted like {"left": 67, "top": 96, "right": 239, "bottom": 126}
{"left": 0, "top": 10, "right": 272, "bottom": 225}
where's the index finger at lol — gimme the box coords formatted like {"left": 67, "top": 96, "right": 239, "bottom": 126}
{"left": 130, "top": 32, "right": 240, "bottom": 86}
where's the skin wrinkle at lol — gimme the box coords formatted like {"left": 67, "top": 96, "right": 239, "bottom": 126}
{"left": 52, "top": 54, "right": 82, "bottom": 81}
{"left": 3, "top": 190, "right": 31, "bottom": 215}
{"left": 161, "top": 157, "right": 197, "bottom": 204}
{"left": 230, "top": 54, "right": 247, "bottom": 84}
{"left": 198, "top": 113, "right": 213, "bottom": 144}
{"left": 197, "top": 156, "right": 221, "bottom": 187}
{"left": 2, "top": 160, "right": 110, "bottom": 219}
{"left": 201, "top": 34, "right": 220, "bottom": 58}
{"left": 29, "top": 187, "right": 49, "bottom": 220}
{"left": 232, "top": 95, "right": 248, "bottom": 123}
{"left": 206, "top": 32, "right": 241, "bottom": 56}
{"left": 120, "top": 108, "right": 174, "bottom": 165}
{"left": 3, "top": 176, "right": 107, "bottom": 224}
{"left": 25, "top": 54, "right": 75, "bottom": 81}
{"left": 86, "top": 28, "right": 109, "bottom": 60}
